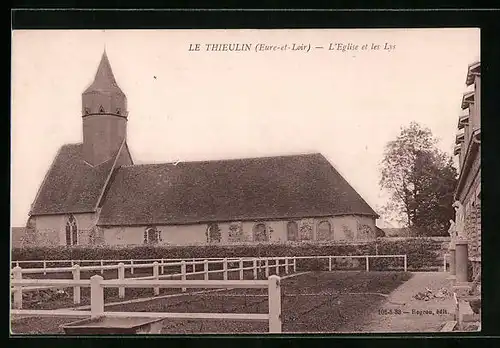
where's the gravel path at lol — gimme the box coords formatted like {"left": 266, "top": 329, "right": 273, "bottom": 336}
{"left": 339, "top": 272, "right": 456, "bottom": 333}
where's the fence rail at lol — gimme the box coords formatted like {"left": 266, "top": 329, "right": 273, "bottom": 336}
{"left": 10, "top": 254, "right": 408, "bottom": 334}
{"left": 11, "top": 254, "right": 407, "bottom": 273}
{"left": 10, "top": 254, "right": 406, "bottom": 306}
{"left": 11, "top": 256, "right": 295, "bottom": 306}
{"left": 11, "top": 275, "right": 282, "bottom": 333}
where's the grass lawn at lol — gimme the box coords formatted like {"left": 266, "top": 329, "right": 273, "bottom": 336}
{"left": 11, "top": 271, "right": 412, "bottom": 334}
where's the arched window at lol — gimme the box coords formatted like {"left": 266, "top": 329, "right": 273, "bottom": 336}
{"left": 144, "top": 227, "right": 161, "bottom": 244}
{"left": 99, "top": 105, "right": 105, "bottom": 113}
{"left": 207, "top": 223, "right": 221, "bottom": 244}
{"left": 287, "top": 221, "right": 298, "bottom": 241}
{"left": 253, "top": 223, "right": 268, "bottom": 242}
{"left": 65, "top": 215, "right": 78, "bottom": 246}
{"left": 317, "top": 221, "right": 332, "bottom": 241}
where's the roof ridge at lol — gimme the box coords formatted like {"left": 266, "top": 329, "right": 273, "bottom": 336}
{"left": 61, "top": 142, "right": 83, "bottom": 147}
{"left": 94, "top": 139, "right": 127, "bottom": 210}
{"left": 119, "top": 152, "right": 324, "bottom": 167}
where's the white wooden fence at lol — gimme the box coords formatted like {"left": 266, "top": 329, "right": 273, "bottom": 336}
{"left": 11, "top": 257, "right": 251, "bottom": 272}
{"left": 11, "top": 254, "right": 407, "bottom": 307}
{"left": 10, "top": 254, "right": 408, "bottom": 334}
{"left": 12, "top": 254, "right": 407, "bottom": 274}
{"left": 292, "top": 254, "right": 407, "bottom": 272}
{"left": 11, "top": 275, "right": 283, "bottom": 333}
{"left": 11, "top": 256, "right": 295, "bottom": 306}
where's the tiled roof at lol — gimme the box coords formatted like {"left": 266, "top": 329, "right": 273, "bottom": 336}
{"left": 29, "top": 143, "right": 116, "bottom": 215}
{"left": 97, "top": 153, "right": 378, "bottom": 226}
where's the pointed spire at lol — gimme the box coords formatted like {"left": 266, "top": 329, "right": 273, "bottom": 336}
{"left": 84, "top": 50, "right": 124, "bottom": 95}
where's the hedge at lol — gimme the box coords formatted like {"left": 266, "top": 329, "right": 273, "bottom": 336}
{"left": 12, "top": 238, "right": 449, "bottom": 271}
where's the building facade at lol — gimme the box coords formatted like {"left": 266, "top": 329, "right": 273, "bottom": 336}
{"left": 20, "top": 51, "right": 379, "bottom": 247}
{"left": 452, "top": 61, "right": 481, "bottom": 281}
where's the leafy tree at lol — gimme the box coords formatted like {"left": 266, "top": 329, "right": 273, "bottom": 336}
{"left": 379, "top": 122, "right": 458, "bottom": 236}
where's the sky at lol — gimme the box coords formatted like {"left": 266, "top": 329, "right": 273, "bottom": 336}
{"left": 11, "top": 28, "right": 480, "bottom": 228}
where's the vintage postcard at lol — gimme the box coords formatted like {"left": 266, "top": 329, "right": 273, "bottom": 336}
{"left": 10, "top": 28, "right": 481, "bottom": 335}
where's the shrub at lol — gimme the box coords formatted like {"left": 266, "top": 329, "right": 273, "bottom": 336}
{"left": 12, "top": 238, "right": 448, "bottom": 271}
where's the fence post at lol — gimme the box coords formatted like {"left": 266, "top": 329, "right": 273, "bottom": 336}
{"left": 443, "top": 255, "right": 447, "bottom": 272}
{"left": 285, "top": 257, "right": 289, "bottom": 274}
{"left": 118, "top": 262, "right": 125, "bottom": 299}
{"left": 90, "top": 275, "right": 104, "bottom": 319}
{"left": 130, "top": 260, "right": 134, "bottom": 275}
{"left": 100, "top": 260, "right": 104, "bottom": 274}
{"left": 275, "top": 258, "right": 279, "bottom": 275}
{"left": 223, "top": 258, "right": 228, "bottom": 281}
{"left": 293, "top": 257, "right": 297, "bottom": 273}
{"left": 365, "top": 256, "right": 369, "bottom": 272}
{"left": 153, "top": 261, "right": 160, "bottom": 295}
{"left": 43, "top": 261, "right": 47, "bottom": 275}
{"left": 328, "top": 257, "right": 332, "bottom": 272}
{"left": 161, "top": 258, "right": 165, "bottom": 274}
{"left": 239, "top": 258, "right": 244, "bottom": 280}
{"left": 12, "top": 266, "right": 23, "bottom": 309}
{"left": 265, "top": 259, "right": 269, "bottom": 278}
{"left": 181, "top": 261, "right": 187, "bottom": 292}
{"left": 404, "top": 255, "right": 408, "bottom": 272}
{"left": 72, "top": 264, "right": 81, "bottom": 305}
{"left": 204, "top": 259, "right": 209, "bottom": 281}
{"left": 253, "top": 259, "right": 258, "bottom": 279}
{"left": 268, "top": 275, "right": 282, "bottom": 333}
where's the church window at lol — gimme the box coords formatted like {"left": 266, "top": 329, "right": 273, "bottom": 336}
{"left": 253, "top": 223, "right": 268, "bottom": 242}
{"left": 317, "top": 220, "right": 332, "bottom": 241}
{"left": 144, "top": 227, "right": 161, "bottom": 244}
{"left": 287, "top": 221, "right": 298, "bottom": 241}
{"left": 207, "top": 223, "right": 221, "bottom": 244}
{"left": 99, "top": 105, "right": 105, "bottom": 113}
{"left": 65, "top": 215, "right": 78, "bottom": 246}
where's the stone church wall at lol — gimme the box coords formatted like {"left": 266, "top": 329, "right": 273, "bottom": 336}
{"left": 25, "top": 213, "right": 97, "bottom": 247}
{"left": 99, "top": 214, "right": 377, "bottom": 246}
{"left": 24, "top": 213, "right": 376, "bottom": 247}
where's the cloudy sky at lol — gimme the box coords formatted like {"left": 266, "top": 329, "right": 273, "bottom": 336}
{"left": 11, "top": 28, "right": 480, "bottom": 228}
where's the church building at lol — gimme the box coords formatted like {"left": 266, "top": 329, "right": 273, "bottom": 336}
{"left": 21, "top": 51, "right": 379, "bottom": 247}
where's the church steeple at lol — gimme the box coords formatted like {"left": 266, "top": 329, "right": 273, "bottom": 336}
{"left": 84, "top": 50, "right": 124, "bottom": 96}
{"left": 82, "top": 50, "right": 128, "bottom": 117}
{"left": 82, "top": 50, "right": 128, "bottom": 166}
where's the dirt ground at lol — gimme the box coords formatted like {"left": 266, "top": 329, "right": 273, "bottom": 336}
{"left": 11, "top": 271, "right": 412, "bottom": 335}
{"left": 341, "top": 272, "right": 457, "bottom": 333}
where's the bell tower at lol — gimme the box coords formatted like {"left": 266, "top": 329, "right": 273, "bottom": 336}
{"left": 82, "top": 50, "right": 128, "bottom": 166}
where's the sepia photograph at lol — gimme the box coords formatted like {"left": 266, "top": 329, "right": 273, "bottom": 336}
{"left": 10, "top": 28, "right": 481, "bottom": 335}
